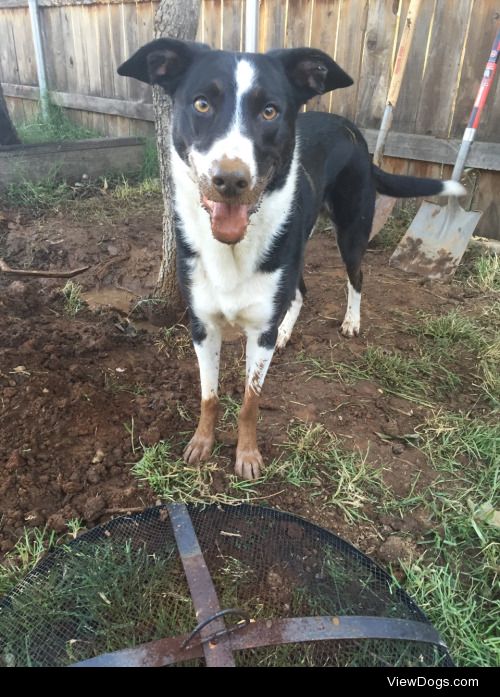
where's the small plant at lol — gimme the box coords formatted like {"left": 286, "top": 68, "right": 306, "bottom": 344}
{"left": 61, "top": 280, "right": 84, "bottom": 316}
{"left": 154, "top": 324, "right": 191, "bottom": 359}
{"left": 16, "top": 103, "right": 100, "bottom": 144}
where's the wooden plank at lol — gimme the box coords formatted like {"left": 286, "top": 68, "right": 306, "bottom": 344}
{"left": 332, "top": 0, "right": 369, "bottom": 120}
{"left": 450, "top": 0, "right": 500, "bottom": 141}
{"left": 41, "top": 7, "right": 69, "bottom": 91}
{"left": 0, "top": 0, "right": 152, "bottom": 7}
{"left": 284, "top": 0, "right": 311, "bottom": 49}
{"left": 107, "top": 2, "right": 129, "bottom": 100}
{"left": 391, "top": 0, "right": 436, "bottom": 134}
{"left": 222, "top": 0, "right": 243, "bottom": 51}
{"left": 2, "top": 83, "right": 154, "bottom": 119}
{"left": 308, "top": 0, "right": 341, "bottom": 113}
{"left": 414, "top": 0, "right": 471, "bottom": 138}
{"left": 203, "top": 0, "right": 223, "bottom": 49}
{"left": 356, "top": 0, "right": 398, "bottom": 129}
{"left": 134, "top": 0, "right": 154, "bottom": 103}
{"left": 259, "top": 0, "right": 287, "bottom": 50}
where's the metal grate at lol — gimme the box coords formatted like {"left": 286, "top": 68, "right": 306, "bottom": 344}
{"left": 0, "top": 504, "right": 453, "bottom": 667}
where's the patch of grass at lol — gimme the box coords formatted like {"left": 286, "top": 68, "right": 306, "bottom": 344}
{"left": 270, "top": 423, "right": 384, "bottom": 524}
{"left": 302, "top": 345, "right": 460, "bottom": 406}
{"left": 131, "top": 440, "right": 257, "bottom": 505}
{"left": 408, "top": 308, "right": 500, "bottom": 409}
{"left": 468, "top": 253, "right": 500, "bottom": 293}
{"left": 16, "top": 103, "right": 100, "bottom": 145}
{"left": 103, "top": 369, "right": 145, "bottom": 397}
{"left": 398, "top": 412, "right": 500, "bottom": 667}
{"left": 61, "top": 280, "right": 84, "bottom": 317}
{"left": 140, "top": 138, "right": 160, "bottom": 180}
{"left": 5, "top": 173, "right": 74, "bottom": 215}
{"left": 154, "top": 323, "right": 191, "bottom": 360}
{"left": 0, "top": 527, "right": 56, "bottom": 597}
{"left": 408, "top": 309, "right": 479, "bottom": 351}
{"left": 0, "top": 538, "right": 196, "bottom": 666}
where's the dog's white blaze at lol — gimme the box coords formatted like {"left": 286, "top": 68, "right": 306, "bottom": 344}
{"left": 277, "top": 288, "right": 303, "bottom": 349}
{"left": 341, "top": 281, "right": 361, "bottom": 336}
{"left": 171, "top": 143, "right": 300, "bottom": 338}
{"left": 194, "top": 327, "right": 222, "bottom": 400}
{"left": 188, "top": 59, "right": 257, "bottom": 184}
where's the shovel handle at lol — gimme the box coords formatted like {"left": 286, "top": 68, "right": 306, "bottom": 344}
{"left": 452, "top": 26, "right": 500, "bottom": 182}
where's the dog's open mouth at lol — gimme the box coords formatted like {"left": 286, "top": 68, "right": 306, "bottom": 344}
{"left": 202, "top": 197, "right": 251, "bottom": 245}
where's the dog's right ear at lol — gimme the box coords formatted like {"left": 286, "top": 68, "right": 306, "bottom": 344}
{"left": 117, "top": 38, "right": 211, "bottom": 95}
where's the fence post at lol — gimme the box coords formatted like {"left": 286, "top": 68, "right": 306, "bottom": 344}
{"left": 245, "top": 0, "right": 259, "bottom": 52}
{"left": 28, "top": 0, "right": 49, "bottom": 120}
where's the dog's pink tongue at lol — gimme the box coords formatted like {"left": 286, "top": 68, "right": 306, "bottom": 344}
{"left": 209, "top": 201, "right": 249, "bottom": 244}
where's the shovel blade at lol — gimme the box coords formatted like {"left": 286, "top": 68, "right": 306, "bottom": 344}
{"left": 390, "top": 201, "right": 482, "bottom": 279}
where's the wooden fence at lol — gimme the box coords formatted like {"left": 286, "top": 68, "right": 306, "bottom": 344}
{"left": 1, "top": 0, "right": 499, "bottom": 237}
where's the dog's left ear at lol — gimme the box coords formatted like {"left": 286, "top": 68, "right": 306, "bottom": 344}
{"left": 117, "top": 38, "right": 211, "bottom": 95}
{"left": 268, "top": 48, "right": 353, "bottom": 103}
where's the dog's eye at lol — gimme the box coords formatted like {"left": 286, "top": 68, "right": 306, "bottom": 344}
{"left": 193, "top": 97, "right": 211, "bottom": 114}
{"left": 262, "top": 104, "right": 279, "bottom": 121}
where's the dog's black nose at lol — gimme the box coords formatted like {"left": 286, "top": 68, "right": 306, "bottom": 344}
{"left": 211, "top": 159, "right": 251, "bottom": 197}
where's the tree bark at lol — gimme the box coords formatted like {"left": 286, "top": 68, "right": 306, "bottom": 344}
{"left": 153, "top": 0, "right": 201, "bottom": 312}
{"left": 0, "top": 83, "right": 21, "bottom": 146}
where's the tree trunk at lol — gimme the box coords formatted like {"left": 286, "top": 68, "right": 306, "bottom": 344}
{"left": 0, "top": 83, "right": 21, "bottom": 146}
{"left": 153, "top": 0, "right": 201, "bottom": 312}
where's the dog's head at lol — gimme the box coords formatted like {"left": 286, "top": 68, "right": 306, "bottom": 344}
{"left": 118, "top": 39, "right": 353, "bottom": 244}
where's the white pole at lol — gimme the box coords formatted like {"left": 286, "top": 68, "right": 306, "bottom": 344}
{"left": 28, "top": 0, "right": 49, "bottom": 121}
{"left": 245, "top": 0, "right": 259, "bottom": 53}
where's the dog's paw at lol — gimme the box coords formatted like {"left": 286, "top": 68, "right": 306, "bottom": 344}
{"left": 340, "top": 317, "right": 360, "bottom": 338}
{"left": 276, "top": 326, "right": 291, "bottom": 351}
{"left": 235, "top": 448, "right": 263, "bottom": 480}
{"left": 183, "top": 434, "right": 214, "bottom": 465}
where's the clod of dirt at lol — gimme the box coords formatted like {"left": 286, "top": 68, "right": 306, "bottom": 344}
{"left": 82, "top": 495, "right": 106, "bottom": 523}
{"left": 378, "top": 536, "right": 418, "bottom": 566}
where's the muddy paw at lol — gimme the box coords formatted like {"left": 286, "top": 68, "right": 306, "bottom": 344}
{"left": 183, "top": 434, "right": 214, "bottom": 465}
{"left": 276, "top": 327, "right": 291, "bottom": 351}
{"left": 235, "top": 448, "right": 263, "bottom": 480}
{"left": 340, "top": 318, "right": 360, "bottom": 338}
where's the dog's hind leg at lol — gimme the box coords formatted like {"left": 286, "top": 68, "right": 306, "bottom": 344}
{"left": 332, "top": 194, "right": 374, "bottom": 338}
{"left": 183, "top": 323, "right": 222, "bottom": 465}
{"left": 276, "top": 278, "right": 306, "bottom": 350}
{"left": 235, "top": 329, "right": 276, "bottom": 480}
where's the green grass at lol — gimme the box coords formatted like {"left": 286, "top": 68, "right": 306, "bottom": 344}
{"left": 468, "top": 253, "right": 500, "bottom": 293}
{"left": 302, "top": 345, "right": 460, "bottom": 407}
{"left": 0, "top": 538, "right": 196, "bottom": 667}
{"left": 131, "top": 440, "right": 259, "bottom": 505}
{"left": 16, "top": 103, "right": 101, "bottom": 145}
{"left": 270, "top": 423, "right": 384, "bottom": 523}
{"left": 61, "top": 280, "right": 84, "bottom": 317}
{"left": 371, "top": 201, "right": 418, "bottom": 250}
{"left": 397, "top": 412, "right": 500, "bottom": 667}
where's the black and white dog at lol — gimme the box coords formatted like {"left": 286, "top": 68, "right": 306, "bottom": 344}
{"left": 118, "top": 39, "right": 464, "bottom": 480}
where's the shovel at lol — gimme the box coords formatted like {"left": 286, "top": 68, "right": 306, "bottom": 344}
{"left": 390, "top": 27, "right": 500, "bottom": 279}
{"left": 369, "top": 0, "right": 422, "bottom": 240}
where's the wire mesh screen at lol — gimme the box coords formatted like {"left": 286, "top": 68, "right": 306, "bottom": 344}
{"left": 0, "top": 504, "right": 453, "bottom": 667}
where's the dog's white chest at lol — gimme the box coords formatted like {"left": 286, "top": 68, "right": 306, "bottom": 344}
{"left": 190, "top": 256, "right": 281, "bottom": 331}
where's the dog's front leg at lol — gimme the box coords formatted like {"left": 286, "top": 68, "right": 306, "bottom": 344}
{"left": 235, "top": 330, "right": 276, "bottom": 480}
{"left": 183, "top": 325, "right": 222, "bottom": 465}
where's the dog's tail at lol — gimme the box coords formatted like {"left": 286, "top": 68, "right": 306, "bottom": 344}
{"left": 372, "top": 166, "right": 466, "bottom": 199}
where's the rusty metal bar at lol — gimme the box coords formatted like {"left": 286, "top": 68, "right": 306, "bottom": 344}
{"left": 166, "top": 503, "right": 235, "bottom": 667}
{"left": 72, "top": 615, "right": 448, "bottom": 667}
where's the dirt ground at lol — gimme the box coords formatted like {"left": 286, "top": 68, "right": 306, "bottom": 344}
{"left": 0, "top": 196, "right": 490, "bottom": 563}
